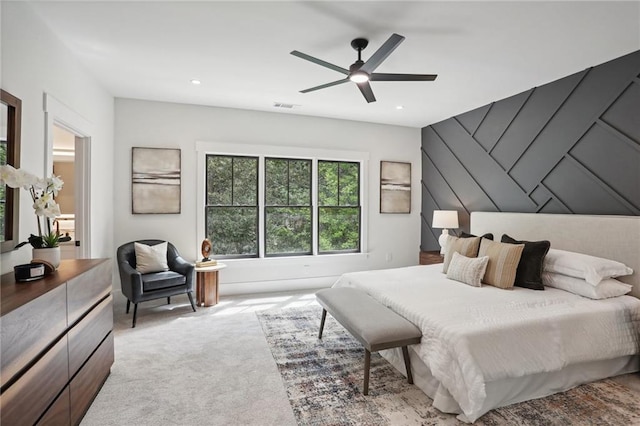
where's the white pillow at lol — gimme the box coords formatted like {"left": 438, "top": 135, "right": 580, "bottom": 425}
{"left": 542, "top": 272, "right": 632, "bottom": 299}
{"left": 446, "top": 252, "right": 489, "bottom": 287}
{"left": 135, "top": 242, "right": 169, "bottom": 274}
{"left": 543, "top": 249, "right": 633, "bottom": 286}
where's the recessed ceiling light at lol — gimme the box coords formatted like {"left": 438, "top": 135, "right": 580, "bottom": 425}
{"left": 191, "top": 79, "right": 201, "bottom": 85}
{"left": 396, "top": 105, "right": 404, "bottom": 110}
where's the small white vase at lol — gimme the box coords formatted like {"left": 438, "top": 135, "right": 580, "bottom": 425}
{"left": 32, "top": 247, "right": 61, "bottom": 270}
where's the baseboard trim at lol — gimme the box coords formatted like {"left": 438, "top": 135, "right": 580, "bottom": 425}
{"left": 112, "top": 276, "right": 337, "bottom": 299}
{"left": 219, "top": 276, "right": 337, "bottom": 296}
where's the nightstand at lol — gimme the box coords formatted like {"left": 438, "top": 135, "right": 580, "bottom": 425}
{"left": 419, "top": 250, "right": 444, "bottom": 265}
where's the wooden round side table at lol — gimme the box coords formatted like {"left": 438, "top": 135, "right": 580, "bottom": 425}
{"left": 195, "top": 263, "right": 227, "bottom": 307}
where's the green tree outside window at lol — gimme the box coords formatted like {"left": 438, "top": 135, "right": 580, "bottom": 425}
{"left": 318, "top": 161, "right": 360, "bottom": 253}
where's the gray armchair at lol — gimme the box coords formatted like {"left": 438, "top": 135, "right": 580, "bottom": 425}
{"left": 117, "top": 239, "right": 196, "bottom": 327}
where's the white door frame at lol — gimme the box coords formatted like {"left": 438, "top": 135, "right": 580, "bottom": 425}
{"left": 44, "top": 93, "right": 92, "bottom": 259}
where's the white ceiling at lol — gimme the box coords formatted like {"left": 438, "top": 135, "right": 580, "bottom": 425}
{"left": 28, "top": 1, "right": 640, "bottom": 128}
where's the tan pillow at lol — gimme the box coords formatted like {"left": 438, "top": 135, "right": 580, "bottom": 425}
{"left": 135, "top": 242, "right": 169, "bottom": 274}
{"left": 478, "top": 239, "right": 524, "bottom": 289}
{"left": 447, "top": 252, "right": 489, "bottom": 287}
{"left": 442, "top": 236, "right": 481, "bottom": 273}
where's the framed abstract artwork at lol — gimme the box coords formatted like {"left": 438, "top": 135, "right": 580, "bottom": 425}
{"left": 132, "top": 147, "right": 181, "bottom": 214}
{"left": 380, "top": 161, "right": 411, "bottom": 214}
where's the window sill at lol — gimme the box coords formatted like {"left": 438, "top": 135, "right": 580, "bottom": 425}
{"left": 218, "top": 252, "right": 370, "bottom": 267}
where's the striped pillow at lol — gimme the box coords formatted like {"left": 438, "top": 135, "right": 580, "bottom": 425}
{"left": 447, "top": 252, "right": 489, "bottom": 287}
{"left": 478, "top": 239, "right": 525, "bottom": 289}
{"left": 442, "top": 236, "right": 481, "bottom": 273}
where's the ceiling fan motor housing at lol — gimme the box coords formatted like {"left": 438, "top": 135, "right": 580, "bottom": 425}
{"left": 349, "top": 60, "right": 365, "bottom": 73}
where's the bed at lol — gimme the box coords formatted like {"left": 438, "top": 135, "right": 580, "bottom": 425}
{"left": 333, "top": 212, "right": 640, "bottom": 423}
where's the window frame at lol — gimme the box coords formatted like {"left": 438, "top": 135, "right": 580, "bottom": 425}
{"left": 263, "top": 157, "right": 313, "bottom": 257}
{"left": 317, "top": 160, "right": 361, "bottom": 255}
{"left": 196, "top": 141, "right": 369, "bottom": 262}
{"left": 205, "top": 154, "right": 260, "bottom": 259}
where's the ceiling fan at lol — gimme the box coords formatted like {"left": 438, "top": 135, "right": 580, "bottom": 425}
{"left": 291, "top": 33, "right": 437, "bottom": 103}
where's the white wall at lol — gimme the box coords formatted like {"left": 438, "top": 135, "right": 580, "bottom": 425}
{"left": 115, "top": 98, "right": 421, "bottom": 294}
{"left": 0, "top": 2, "right": 114, "bottom": 273}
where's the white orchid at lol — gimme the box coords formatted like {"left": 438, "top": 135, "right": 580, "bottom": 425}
{"left": 0, "top": 164, "right": 38, "bottom": 189}
{"left": 0, "top": 164, "right": 69, "bottom": 248}
{"left": 49, "top": 175, "right": 64, "bottom": 196}
{"left": 42, "top": 203, "right": 61, "bottom": 219}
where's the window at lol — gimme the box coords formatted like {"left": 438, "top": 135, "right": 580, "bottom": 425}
{"left": 318, "top": 161, "right": 360, "bottom": 253}
{"left": 205, "top": 155, "right": 258, "bottom": 257}
{"left": 265, "top": 158, "right": 312, "bottom": 256}
{"left": 202, "top": 146, "right": 364, "bottom": 260}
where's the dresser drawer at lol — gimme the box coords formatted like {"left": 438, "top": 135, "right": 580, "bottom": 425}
{"left": 0, "top": 336, "right": 69, "bottom": 426}
{"left": 67, "top": 260, "right": 111, "bottom": 325}
{"left": 1, "top": 284, "right": 67, "bottom": 388}
{"left": 68, "top": 295, "right": 113, "bottom": 377}
{"left": 36, "top": 386, "right": 70, "bottom": 426}
{"left": 70, "top": 332, "right": 114, "bottom": 425}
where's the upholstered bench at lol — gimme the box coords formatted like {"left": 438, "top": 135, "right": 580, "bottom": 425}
{"left": 316, "top": 287, "right": 422, "bottom": 395}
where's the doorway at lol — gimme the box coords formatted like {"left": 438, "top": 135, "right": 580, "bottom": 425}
{"left": 53, "top": 125, "right": 77, "bottom": 259}
{"left": 44, "top": 93, "right": 92, "bottom": 259}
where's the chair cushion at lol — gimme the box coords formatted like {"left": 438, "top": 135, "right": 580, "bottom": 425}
{"left": 135, "top": 241, "right": 169, "bottom": 274}
{"left": 142, "top": 271, "right": 186, "bottom": 292}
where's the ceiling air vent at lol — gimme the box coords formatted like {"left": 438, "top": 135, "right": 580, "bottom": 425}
{"left": 273, "top": 102, "right": 296, "bottom": 109}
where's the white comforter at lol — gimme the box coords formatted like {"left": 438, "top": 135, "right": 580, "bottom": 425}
{"left": 333, "top": 264, "right": 640, "bottom": 422}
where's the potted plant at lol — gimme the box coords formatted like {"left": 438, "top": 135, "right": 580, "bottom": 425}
{"left": 0, "top": 164, "right": 71, "bottom": 269}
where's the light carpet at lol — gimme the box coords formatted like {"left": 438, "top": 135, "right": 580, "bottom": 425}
{"left": 257, "top": 305, "right": 640, "bottom": 425}
{"left": 81, "top": 294, "right": 296, "bottom": 425}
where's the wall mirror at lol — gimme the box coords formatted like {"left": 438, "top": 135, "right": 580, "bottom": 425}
{"left": 1, "top": 89, "right": 22, "bottom": 253}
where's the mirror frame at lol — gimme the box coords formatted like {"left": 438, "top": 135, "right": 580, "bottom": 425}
{"left": 1, "top": 89, "right": 22, "bottom": 253}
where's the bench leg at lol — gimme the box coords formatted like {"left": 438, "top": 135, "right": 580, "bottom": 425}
{"left": 318, "top": 309, "right": 327, "bottom": 339}
{"left": 402, "top": 346, "right": 413, "bottom": 384}
{"left": 363, "top": 349, "right": 371, "bottom": 395}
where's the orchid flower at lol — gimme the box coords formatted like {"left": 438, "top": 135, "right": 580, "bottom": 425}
{"left": 0, "top": 165, "right": 70, "bottom": 248}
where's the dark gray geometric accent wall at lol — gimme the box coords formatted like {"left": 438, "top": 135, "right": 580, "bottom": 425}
{"left": 421, "top": 50, "right": 640, "bottom": 251}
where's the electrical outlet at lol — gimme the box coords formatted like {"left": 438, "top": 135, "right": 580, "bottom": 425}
{"left": 385, "top": 252, "right": 392, "bottom": 262}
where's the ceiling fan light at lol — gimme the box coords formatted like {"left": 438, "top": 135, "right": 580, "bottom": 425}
{"left": 349, "top": 71, "right": 369, "bottom": 83}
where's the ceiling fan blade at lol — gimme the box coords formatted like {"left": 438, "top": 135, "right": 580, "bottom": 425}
{"left": 300, "top": 78, "right": 349, "bottom": 93}
{"left": 371, "top": 73, "right": 438, "bottom": 81}
{"left": 291, "top": 50, "right": 349, "bottom": 75}
{"left": 356, "top": 81, "right": 376, "bottom": 103}
{"left": 359, "top": 33, "right": 405, "bottom": 74}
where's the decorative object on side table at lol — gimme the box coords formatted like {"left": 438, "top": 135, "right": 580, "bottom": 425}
{"left": 380, "top": 161, "right": 411, "bottom": 214}
{"left": 432, "top": 210, "right": 459, "bottom": 255}
{"left": 0, "top": 164, "right": 71, "bottom": 270}
{"left": 196, "top": 238, "right": 217, "bottom": 267}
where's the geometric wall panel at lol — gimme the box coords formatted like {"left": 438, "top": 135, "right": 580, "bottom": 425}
{"left": 543, "top": 157, "right": 635, "bottom": 215}
{"left": 421, "top": 50, "right": 640, "bottom": 251}
{"left": 601, "top": 82, "right": 640, "bottom": 141}
{"left": 474, "top": 90, "right": 531, "bottom": 152}
{"left": 491, "top": 72, "right": 585, "bottom": 171}
{"left": 570, "top": 124, "right": 640, "bottom": 209}
{"left": 457, "top": 104, "right": 490, "bottom": 135}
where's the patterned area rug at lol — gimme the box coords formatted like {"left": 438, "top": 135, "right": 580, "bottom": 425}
{"left": 257, "top": 305, "right": 640, "bottom": 425}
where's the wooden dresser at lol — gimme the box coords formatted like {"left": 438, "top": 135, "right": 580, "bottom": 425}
{"left": 1, "top": 259, "right": 113, "bottom": 426}
{"left": 419, "top": 250, "right": 444, "bottom": 265}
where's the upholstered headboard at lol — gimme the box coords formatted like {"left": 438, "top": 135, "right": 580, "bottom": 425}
{"left": 470, "top": 212, "right": 640, "bottom": 297}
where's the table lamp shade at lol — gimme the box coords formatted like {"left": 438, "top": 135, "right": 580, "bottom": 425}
{"left": 432, "top": 210, "right": 459, "bottom": 229}
{"left": 432, "top": 210, "right": 459, "bottom": 255}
